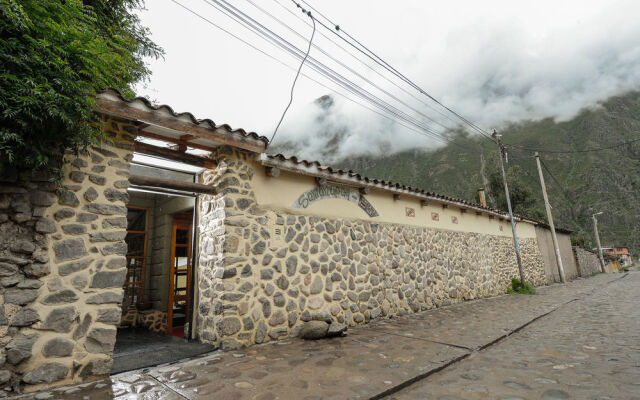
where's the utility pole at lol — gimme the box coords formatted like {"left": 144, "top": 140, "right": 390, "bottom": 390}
{"left": 534, "top": 153, "right": 566, "bottom": 283}
{"left": 492, "top": 130, "right": 526, "bottom": 284}
{"left": 592, "top": 212, "right": 606, "bottom": 272}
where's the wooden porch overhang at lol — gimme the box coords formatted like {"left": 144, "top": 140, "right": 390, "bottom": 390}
{"left": 96, "top": 89, "right": 269, "bottom": 155}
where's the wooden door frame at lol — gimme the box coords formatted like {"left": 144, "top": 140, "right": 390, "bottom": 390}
{"left": 124, "top": 206, "right": 149, "bottom": 308}
{"left": 167, "top": 215, "right": 193, "bottom": 334}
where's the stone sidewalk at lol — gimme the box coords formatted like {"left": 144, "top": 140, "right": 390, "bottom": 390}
{"left": 15, "top": 273, "right": 629, "bottom": 400}
{"left": 390, "top": 271, "right": 640, "bottom": 399}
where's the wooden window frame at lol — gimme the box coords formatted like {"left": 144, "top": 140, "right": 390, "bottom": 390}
{"left": 125, "top": 206, "right": 149, "bottom": 308}
{"left": 168, "top": 214, "right": 193, "bottom": 334}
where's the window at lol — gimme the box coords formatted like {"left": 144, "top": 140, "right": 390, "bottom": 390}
{"left": 124, "top": 206, "right": 148, "bottom": 309}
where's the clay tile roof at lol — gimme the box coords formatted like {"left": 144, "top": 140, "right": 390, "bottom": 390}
{"left": 96, "top": 88, "right": 269, "bottom": 149}
{"left": 261, "top": 153, "right": 572, "bottom": 233}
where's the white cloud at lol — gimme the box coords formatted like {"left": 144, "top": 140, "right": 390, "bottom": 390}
{"left": 136, "top": 0, "right": 640, "bottom": 161}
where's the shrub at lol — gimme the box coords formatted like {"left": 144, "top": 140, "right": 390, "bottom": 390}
{"left": 506, "top": 278, "right": 536, "bottom": 295}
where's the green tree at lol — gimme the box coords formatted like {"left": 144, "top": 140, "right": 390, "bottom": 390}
{"left": 488, "top": 160, "right": 545, "bottom": 221}
{"left": 0, "top": 0, "right": 162, "bottom": 180}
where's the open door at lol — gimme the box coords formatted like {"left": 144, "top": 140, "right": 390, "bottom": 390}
{"left": 168, "top": 212, "right": 193, "bottom": 337}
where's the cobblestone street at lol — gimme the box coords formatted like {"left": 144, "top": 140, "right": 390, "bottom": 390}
{"left": 17, "top": 272, "right": 638, "bottom": 400}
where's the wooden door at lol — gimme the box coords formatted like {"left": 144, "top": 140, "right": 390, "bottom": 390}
{"left": 167, "top": 216, "right": 192, "bottom": 336}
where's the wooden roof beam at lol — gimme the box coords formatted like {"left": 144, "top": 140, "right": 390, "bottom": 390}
{"left": 134, "top": 141, "right": 216, "bottom": 169}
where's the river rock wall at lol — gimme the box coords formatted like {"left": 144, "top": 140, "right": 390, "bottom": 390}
{"left": 0, "top": 117, "right": 134, "bottom": 394}
{"left": 573, "top": 247, "right": 601, "bottom": 277}
{"left": 193, "top": 148, "right": 547, "bottom": 349}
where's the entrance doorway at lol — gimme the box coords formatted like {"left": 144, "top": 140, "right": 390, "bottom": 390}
{"left": 112, "top": 159, "right": 216, "bottom": 374}
{"left": 168, "top": 212, "right": 193, "bottom": 337}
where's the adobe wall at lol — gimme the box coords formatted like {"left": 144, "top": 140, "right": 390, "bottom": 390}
{"left": 534, "top": 227, "right": 579, "bottom": 283}
{"left": 0, "top": 117, "right": 134, "bottom": 394}
{"left": 573, "top": 246, "right": 601, "bottom": 277}
{"left": 194, "top": 148, "right": 547, "bottom": 349}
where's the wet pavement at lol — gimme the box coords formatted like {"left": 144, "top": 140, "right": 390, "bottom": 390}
{"left": 389, "top": 272, "right": 640, "bottom": 400}
{"left": 111, "top": 329, "right": 216, "bottom": 374}
{"left": 16, "top": 272, "right": 637, "bottom": 400}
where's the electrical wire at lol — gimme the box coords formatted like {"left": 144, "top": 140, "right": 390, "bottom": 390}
{"left": 167, "top": 0, "right": 463, "bottom": 144}
{"left": 207, "top": 0, "right": 446, "bottom": 141}
{"left": 245, "top": 0, "right": 451, "bottom": 132}
{"left": 269, "top": 6, "right": 315, "bottom": 145}
{"left": 202, "top": 0, "right": 476, "bottom": 149}
{"left": 296, "top": 0, "right": 495, "bottom": 141}
{"left": 269, "top": 0, "right": 467, "bottom": 130}
{"left": 505, "top": 136, "right": 640, "bottom": 154}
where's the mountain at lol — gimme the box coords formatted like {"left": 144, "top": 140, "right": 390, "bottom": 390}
{"left": 275, "top": 91, "right": 640, "bottom": 256}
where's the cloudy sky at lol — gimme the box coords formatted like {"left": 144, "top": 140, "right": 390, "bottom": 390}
{"left": 136, "top": 0, "right": 640, "bottom": 160}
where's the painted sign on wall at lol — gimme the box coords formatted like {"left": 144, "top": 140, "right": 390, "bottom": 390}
{"left": 405, "top": 207, "right": 415, "bottom": 217}
{"left": 293, "top": 186, "right": 379, "bottom": 217}
{"left": 431, "top": 212, "right": 439, "bottom": 221}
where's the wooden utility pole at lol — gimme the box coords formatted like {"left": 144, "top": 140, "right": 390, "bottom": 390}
{"left": 492, "top": 130, "right": 526, "bottom": 284}
{"left": 592, "top": 212, "right": 606, "bottom": 272}
{"left": 534, "top": 153, "right": 566, "bottom": 283}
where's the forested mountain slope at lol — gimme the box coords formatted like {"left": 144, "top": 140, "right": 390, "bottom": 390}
{"left": 334, "top": 91, "right": 640, "bottom": 255}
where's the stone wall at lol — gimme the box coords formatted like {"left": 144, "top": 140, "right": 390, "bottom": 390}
{"left": 573, "top": 247, "right": 601, "bottom": 277}
{"left": 193, "top": 148, "right": 547, "bottom": 349}
{"left": 0, "top": 117, "right": 134, "bottom": 394}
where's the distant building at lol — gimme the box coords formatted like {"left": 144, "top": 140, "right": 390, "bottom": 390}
{"left": 603, "top": 246, "right": 633, "bottom": 269}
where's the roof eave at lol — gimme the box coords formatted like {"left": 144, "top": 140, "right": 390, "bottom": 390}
{"left": 95, "top": 89, "right": 268, "bottom": 154}
{"left": 257, "top": 153, "right": 535, "bottom": 222}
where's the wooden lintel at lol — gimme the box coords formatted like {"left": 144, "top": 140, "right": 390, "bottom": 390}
{"left": 476, "top": 211, "right": 482, "bottom": 216}
{"left": 96, "top": 97, "right": 265, "bottom": 153}
{"left": 489, "top": 215, "right": 495, "bottom": 219}
{"left": 138, "top": 130, "right": 218, "bottom": 153}
{"left": 460, "top": 208, "right": 467, "bottom": 213}
{"left": 265, "top": 166, "right": 280, "bottom": 177}
{"left": 315, "top": 177, "right": 328, "bottom": 186}
{"left": 134, "top": 141, "right": 216, "bottom": 169}
{"left": 442, "top": 204, "right": 449, "bottom": 209}
{"left": 359, "top": 187, "right": 371, "bottom": 195}
{"left": 180, "top": 134, "right": 197, "bottom": 141}
{"left": 420, "top": 200, "right": 428, "bottom": 207}
{"left": 129, "top": 175, "right": 216, "bottom": 195}
{"left": 393, "top": 194, "right": 401, "bottom": 201}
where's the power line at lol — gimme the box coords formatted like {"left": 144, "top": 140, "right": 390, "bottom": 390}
{"left": 269, "top": 6, "right": 315, "bottom": 145}
{"left": 269, "top": 0, "right": 469, "bottom": 130}
{"left": 245, "top": 0, "right": 451, "bottom": 132}
{"left": 505, "top": 136, "right": 640, "bottom": 154}
{"left": 168, "top": 0, "right": 464, "bottom": 144}
{"left": 207, "top": 0, "right": 446, "bottom": 140}
{"left": 202, "top": 0, "right": 476, "bottom": 149}
{"left": 296, "top": 0, "right": 495, "bottom": 141}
